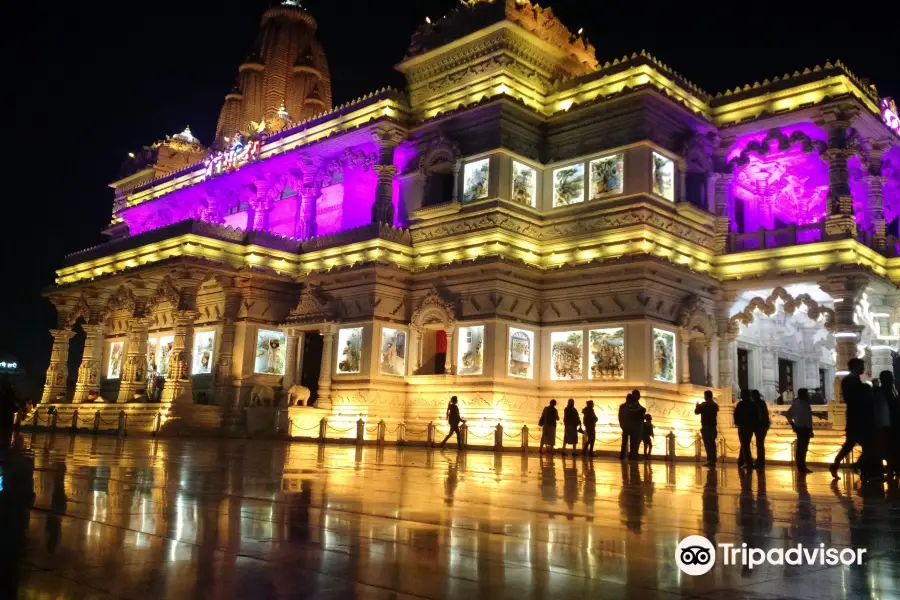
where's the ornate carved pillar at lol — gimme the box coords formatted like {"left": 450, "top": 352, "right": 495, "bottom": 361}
{"left": 161, "top": 311, "right": 197, "bottom": 405}
{"left": 316, "top": 323, "right": 336, "bottom": 409}
{"left": 249, "top": 178, "right": 273, "bottom": 231}
{"left": 708, "top": 335, "right": 719, "bottom": 387}
{"left": 679, "top": 328, "right": 691, "bottom": 383}
{"left": 41, "top": 329, "right": 75, "bottom": 403}
{"left": 297, "top": 183, "right": 319, "bottom": 239}
{"left": 712, "top": 172, "right": 732, "bottom": 254}
{"left": 451, "top": 159, "right": 461, "bottom": 203}
{"left": 821, "top": 107, "right": 858, "bottom": 239}
{"left": 73, "top": 323, "right": 105, "bottom": 403}
{"left": 283, "top": 329, "right": 300, "bottom": 390}
{"left": 117, "top": 319, "right": 149, "bottom": 403}
{"left": 371, "top": 127, "right": 403, "bottom": 225}
{"left": 216, "top": 319, "right": 237, "bottom": 409}
{"left": 820, "top": 275, "right": 868, "bottom": 402}
{"left": 715, "top": 292, "right": 738, "bottom": 399}
{"left": 444, "top": 327, "right": 455, "bottom": 375}
{"left": 865, "top": 150, "right": 887, "bottom": 250}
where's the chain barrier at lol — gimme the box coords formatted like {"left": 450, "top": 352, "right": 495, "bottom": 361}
{"left": 466, "top": 430, "right": 494, "bottom": 440}
{"left": 676, "top": 439, "right": 695, "bottom": 449}
{"left": 364, "top": 425, "right": 379, "bottom": 433}
{"left": 288, "top": 420, "right": 320, "bottom": 432}
{"left": 325, "top": 425, "right": 355, "bottom": 434}
{"left": 384, "top": 426, "right": 400, "bottom": 434}
{"left": 404, "top": 428, "right": 428, "bottom": 436}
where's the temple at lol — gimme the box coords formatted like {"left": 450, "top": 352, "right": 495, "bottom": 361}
{"left": 40, "top": 0, "right": 900, "bottom": 447}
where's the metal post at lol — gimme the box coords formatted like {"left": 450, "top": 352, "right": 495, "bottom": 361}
{"left": 521, "top": 424, "right": 529, "bottom": 451}
{"left": 695, "top": 432, "right": 703, "bottom": 462}
{"left": 93, "top": 410, "right": 101, "bottom": 434}
{"left": 398, "top": 422, "right": 406, "bottom": 444}
{"left": 460, "top": 422, "right": 468, "bottom": 449}
{"left": 495, "top": 423, "right": 503, "bottom": 449}
{"left": 117, "top": 411, "right": 127, "bottom": 437}
{"left": 427, "top": 421, "right": 434, "bottom": 446}
{"left": 377, "top": 420, "right": 386, "bottom": 444}
{"left": 356, "top": 418, "right": 365, "bottom": 444}
{"left": 718, "top": 435, "right": 725, "bottom": 462}
{"left": 49, "top": 409, "right": 58, "bottom": 431}
{"left": 319, "top": 418, "right": 327, "bottom": 442}
{"left": 71, "top": 409, "right": 78, "bottom": 432}
{"left": 666, "top": 430, "right": 676, "bottom": 462}
{"left": 154, "top": 412, "right": 162, "bottom": 435}
{"left": 791, "top": 439, "right": 797, "bottom": 466}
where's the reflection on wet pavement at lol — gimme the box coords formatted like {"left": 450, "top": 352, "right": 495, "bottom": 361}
{"left": 1, "top": 433, "right": 899, "bottom": 599}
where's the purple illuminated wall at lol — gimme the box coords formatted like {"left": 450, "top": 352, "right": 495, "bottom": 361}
{"left": 728, "top": 124, "right": 829, "bottom": 233}
{"left": 119, "top": 139, "right": 414, "bottom": 239}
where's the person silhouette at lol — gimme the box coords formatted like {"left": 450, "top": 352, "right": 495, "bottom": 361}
{"left": 440, "top": 396, "right": 464, "bottom": 448}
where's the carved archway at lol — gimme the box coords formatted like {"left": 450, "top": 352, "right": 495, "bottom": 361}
{"left": 410, "top": 288, "right": 456, "bottom": 373}
{"left": 729, "top": 286, "right": 835, "bottom": 332}
{"left": 145, "top": 276, "right": 181, "bottom": 315}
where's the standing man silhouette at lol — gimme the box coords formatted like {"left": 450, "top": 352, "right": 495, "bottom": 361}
{"left": 440, "top": 396, "right": 464, "bottom": 448}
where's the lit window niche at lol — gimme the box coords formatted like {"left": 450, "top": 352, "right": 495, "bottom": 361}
{"left": 511, "top": 161, "right": 537, "bottom": 207}
{"left": 380, "top": 327, "right": 407, "bottom": 376}
{"left": 254, "top": 329, "right": 287, "bottom": 375}
{"left": 550, "top": 330, "right": 583, "bottom": 380}
{"left": 192, "top": 331, "right": 216, "bottom": 375}
{"left": 589, "top": 328, "right": 624, "bottom": 380}
{"left": 336, "top": 327, "right": 363, "bottom": 374}
{"left": 508, "top": 327, "right": 534, "bottom": 379}
{"left": 147, "top": 335, "right": 174, "bottom": 377}
{"left": 462, "top": 158, "right": 490, "bottom": 202}
{"left": 589, "top": 153, "right": 624, "bottom": 199}
{"left": 652, "top": 152, "right": 675, "bottom": 201}
{"left": 652, "top": 328, "right": 677, "bottom": 384}
{"left": 107, "top": 340, "right": 124, "bottom": 379}
{"left": 457, "top": 325, "right": 484, "bottom": 375}
{"left": 553, "top": 163, "right": 585, "bottom": 207}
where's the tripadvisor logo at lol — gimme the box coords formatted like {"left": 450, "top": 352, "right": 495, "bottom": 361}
{"left": 676, "top": 536, "right": 866, "bottom": 576}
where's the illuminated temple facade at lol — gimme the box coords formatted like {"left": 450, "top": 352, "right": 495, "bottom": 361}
{"left": 42, "top": 0, "right": 900, "bottom": 439}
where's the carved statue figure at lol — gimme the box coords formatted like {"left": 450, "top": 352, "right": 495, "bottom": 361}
{"left": 287, "top": 384, "right": 311, "bottom": 406}
{"left": 250, "top": 385, "right": 276, "bottom": 407}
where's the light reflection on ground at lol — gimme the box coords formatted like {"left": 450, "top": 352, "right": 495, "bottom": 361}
{"left": 1, "top": 433, "right": 898, "bottom": 599}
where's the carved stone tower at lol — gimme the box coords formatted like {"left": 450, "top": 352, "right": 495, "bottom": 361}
{"left": 214, "top": 1, "right": 332, "bottom": 146}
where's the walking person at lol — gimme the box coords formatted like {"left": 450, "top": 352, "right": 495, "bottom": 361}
{"left": 695, "top": 390, "right": 719, "bottom": 466}
{"left": 627, "top": 392, "right": 646, "bottom": 460}
{"left": 641, "top": 414, "right": 654, "bottom": 459}
{"left": 582, "top": 400, "right": 597, "bottom": 456}
{"left": 562, "top": 399, "right": 581, "bottom": 456}
{"left": 874, "top": 370, "right": 894, "bottom": 479}
{"left": 752, "top": 390, "right": 771, "bottom": 469}
{"left": 786, "top": 388, "right": 814, "bottom": 473}
{"left": 734, "top": 389, "right": 758, "bottom": 469}
{"left": 831, "top": 358, "right": 873, "bottom": 479}
{"left": 618, "top": 394, "right": 633, "bottom": 460}
{"left": 539, "top": 399, "right": 560, "bottom": 454}
{"left": 440, "top": 396, "right": 464, "bottom": 448}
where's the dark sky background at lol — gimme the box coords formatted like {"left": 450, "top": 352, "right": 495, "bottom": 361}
{"left": 3, "top": 0, "right": 898, "bottom": 395}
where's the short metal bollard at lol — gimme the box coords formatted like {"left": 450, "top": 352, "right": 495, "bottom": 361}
{"left": 318, "top": 418, "right": 327, "bottom": 441}
{"left": 49, "top": 410, "right": 58, "bottom": 431}
{"left": 117, "top": 411, "right": 127, "bottom": 436}
{"left": 791, "top": 439, "right": 797, "bottom": 466}
{"left": 666, "top": 430, "right": 676, "bottom": 461}
{"left": 521, "top": 424, "right": 529, "bottom": 450}
{"left": 717, "top": 435, "right": 726, "bottom": 462}
{"left": 154, "top": 412, "right": 162, "bottom": 434}
{"left": 356, "top": 418, "right": 365, "bottom": 444}
{"left": 494, "top": 423, "right": 503, "bottom": 449}
{"left": 426, "top": 421, "right": 435, "bottom": 446}
{"left": 459, "top": 422, "right": 468, "bottom": 448}
{"left": 32, "top": 411, "right": 39, "bottom": 429}
{"left": 93, "top": 411, "right": 101, "bottom": 434}
{"left": 71, "top": 409, "right": 79, "bottom": 432}
{"left": 694, "top": 432, "right": 703, "bottom": 462}
{"left": 377, "top": 420, "right": 386, "bottom": 444}
{"left": 397, "top": 422, "right": 406, "bottom": 444}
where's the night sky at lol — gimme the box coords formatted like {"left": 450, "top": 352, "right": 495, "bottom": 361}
{"left": 4, "top": 0, "right": 898, "bottom": 395}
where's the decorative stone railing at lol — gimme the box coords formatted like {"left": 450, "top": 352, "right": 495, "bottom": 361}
{"left": 729, "top": 222, "right": 825, "bottom": 252}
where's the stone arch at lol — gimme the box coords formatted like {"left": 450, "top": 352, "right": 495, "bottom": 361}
{"left": 100, "top": 285, "right": 137, "bottom": 321}
{"left": 729, "top": 286, "right": 835, "bottom": 332}
{"left": 728, "top": 128, "right": 828, "bottom": 169}
{"left": 146, "top": 276, "right": 181, "bottom": 314}
{"left": 410, "top": 288, "right": 457, "bottom": 374}
{"left": 410, "top": 288, "right": 456, "bottom": 334}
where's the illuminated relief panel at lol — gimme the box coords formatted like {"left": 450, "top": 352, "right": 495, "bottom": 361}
{"left": 550, "top": 331, "right": 583, "bottom": 380}
{"left": 508, "top": 327, "right": 534, "bottom": 379}
{"left": 336, "top": 327, "right": 363, "bottom": 375}
{"left": 553, "top": 164, "right": 585, "bottom": 207}
{"left": 107, "top": 341, "right": 124, "bottom": 379}
{"left": 511, "top": 161, "right": 537, "bottom": 207}
{"left": 463, "top": 159, "right": 490, "bottom": 202}
{"left": 380, "top": 327, "right": 407, "bottom": 376}
{"left": 652, "top": 152, "right": 675, "bottom": 201}
{"left": 652, "top": 328, "right": 676, "bottom": 384}
{"left": 589, "top": 328, "right": 624, "bottom": 380}
{"left": 589, "top": 154, "right": 624, "bottom": 199}
{"left": 254, "top": 329, "right": 287, "bottom": 376}
{"left": 457, "top": 325, "right": 485, "bottom": 376}
{"left": 191, "top": 331, "right": 215, "bottom": 375}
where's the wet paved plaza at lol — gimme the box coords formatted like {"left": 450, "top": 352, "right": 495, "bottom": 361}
{"left": 1, "top": 433, "right": 899, "bottom": 600}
